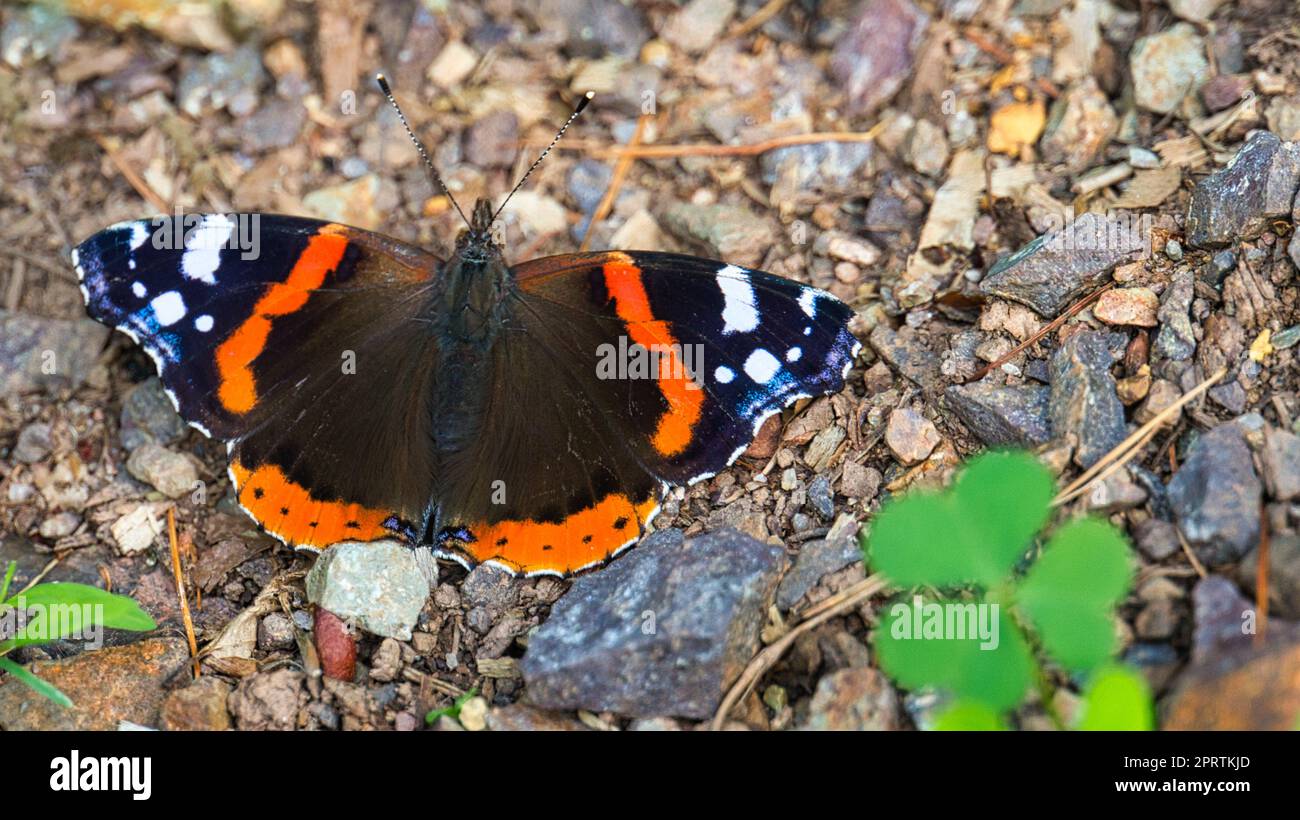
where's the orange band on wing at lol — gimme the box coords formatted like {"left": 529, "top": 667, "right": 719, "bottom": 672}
{"left": 216, "top": 225, "right": 349, "bottom": 414}
{"left": 452, "top": 491, "right": 660, "bottom": 576}
{"left": 230, "top": 459, "right": 397, "bottom": 549}
{"left": 603, "top": 254, "right": 703, "bottom": 457}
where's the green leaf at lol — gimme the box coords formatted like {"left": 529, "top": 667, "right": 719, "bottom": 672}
{"left": 0, "top": 561, "right": 15, "bottom": 603}
{"left": 864, "top": 451, "right": 1054, "bottom": 589}
{"left": 1015, "top": 517, "right": 1134, "bottom": 672}
{"left": 0, "top": 656, "right": 73, "bottom": 708}
{"left": 950, "top": 451, "right": 1055, "bottom": 583}
{"left": 1, "top": 583, "right": 156, "bottom": 650}
{"left": 930, "top": 699, "right": 1010, "bottom": 731}
{"left": 873, "top": 594, "right": 1035, "bottom": 710}
{"left": 1074, "top": 665, "right": 1154, "bottom": 731}
{"left": 425, "top": 687, "right": 478, "bottom": 725}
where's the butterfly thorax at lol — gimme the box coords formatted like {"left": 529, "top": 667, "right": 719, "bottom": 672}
{"left": 429, "top": 199, "right": 512, "bottom": 458}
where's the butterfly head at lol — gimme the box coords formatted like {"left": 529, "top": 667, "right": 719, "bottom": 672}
{"left": 454, "top": 198, "right": 504, "bottom": 264}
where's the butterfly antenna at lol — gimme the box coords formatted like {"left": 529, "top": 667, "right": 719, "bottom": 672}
{"left": 375, "top": 73, "right": 471, "bottom": 229}
{"left": 492, "top": 91, "right": 594, "bottom": 223}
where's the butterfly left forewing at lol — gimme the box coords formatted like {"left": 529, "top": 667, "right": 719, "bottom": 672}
{"left": 77, "top": 214, "right": 444, "bottom": 548}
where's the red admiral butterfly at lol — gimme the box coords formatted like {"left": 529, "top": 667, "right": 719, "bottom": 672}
{"left": 74, "top": 77, "right": 861, "bottom": 576}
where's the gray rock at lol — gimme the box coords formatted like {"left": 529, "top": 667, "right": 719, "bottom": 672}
{"left": 567, "top": 159, "right": 613, "bottom": 215}
{"left": 980, "top": 212, "right": 1147, "bottom": 317}
{"left": 1186, "top": 131, "right": 1300, "bottom": 247}
{"left": 1134, "top": 518, "right": 1181, "bottom": 561}
{"left": 1205, "top": 249, "right": 1237, "bottom": 286}
{"left": 776, "top": 534, "right": 862, "bottom": 610}
{"left": 760, "top": 142, "right": 874, "bottom": 201}
{"left": 868, "top": 324, "right": 941, "bottom": 392}
{"left": 1153, "top": 269, "right": 1196, "bottom": 361}
{"left": 661, "top": 202, "right": 777, "bottom": 269}
{"left": 660, "top": 0, "right": 736, "bottom": 55}
{"left": 461, "top": 562, "right": 518, "bottom": 612}
{"left": 120, "top": 377, "right": 188, "bottom": 451}
{"left": 1, "top": 4, "right": 78, "bottom": 67}
{"left": 1261, "top": 427, "right": 1300, "bottom": 501}
{"left": 177, "top": 44, "right": 264, "bottom": 118}
{"left": 12, "top": 422, "right": 52, "bottom": 464}
{"left": 0, "top": 311, "right": 109, "bottom": 396}
{"left": 1191, "top": 575, "right": 1254, "bottom": 664}
{"left": 257, "top": 612, "right": 296, "bottom": 652}
{"left": 126, "top": 442, "right": 198, "bottom": 499}
{"left": 1040, "top": 77, "right": 1118, "bottom": 174}
{"left": 829, "top": 0, "right": 929, "bottom": 117}
{"left": 520, "top": 528, "right": 786, "bottom": 719}
{"left": 1049, "top": 331, "right": 1126, "bottom": 468}
{"left": 306, "top": 541, "right": 428, "bottom": 640}
{"left": 801, "top": 667, "right": 901, "bottom": 730}
{"left": 539, "top": 0, "right": 650, "bottom": 59}
{"left": 464, "top": 110, "right": 519, "bottom": 169}
{"left": 944, "top": 380, "right": 1052, "bottom": 447}
{"left": 242, "top": 99, "right": 305, "bottom": 153}
{"left": 806, "top": 475, "right": 835, "bottom": 521}
{"left": 1168, "top": 420, "right": 1262, "bottom": 566}
{"left": 1130, "top": 23, "right": 1209, "bottom": 114}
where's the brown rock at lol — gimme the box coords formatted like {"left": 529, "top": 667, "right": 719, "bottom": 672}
{"left": 228, "top": 668, "right": 306, "bottom": 730}
{"left": 486, "top": 703, "right": 588, "bottom": 731}
{"left": 0, "top": 638, "right": 189, "bottom": 730}
{"left": 743, "top": 414, "right": 782, "bottom": 460}
{"left": 160, "top": 676, "right": 233, "bottom": 731}
{"left": 1165, "top": 640, "right": 1300, "bottom": 730}
{"left": 885, "top": 407, "right": 941, "bottom": 465}
{"left": 801, "top": 667, "right": 901, "bottom": 730}
{"left": 314, "top": 606, "right": 357, "bottom": 681}
{"left": 1093, "top": 287, "right": 1159, "bottom": 327}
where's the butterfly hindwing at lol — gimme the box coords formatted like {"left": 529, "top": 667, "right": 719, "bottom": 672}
{"left": 76, "top": 214, "right": 442, "bottom": 548}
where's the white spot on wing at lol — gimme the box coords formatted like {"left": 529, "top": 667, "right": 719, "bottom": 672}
{"left": 194, "top": 314, "right": 214, "bottom": 332}
{"left": 150, "top": 291, "right": 186, "bottom": 326}
{"left": 715, "top": 366, "right": 735, "bottom": 384}
{"left": 128, "top": 223, "right": 149, "bottom": 251}
{"left": 786, "top": 347, "right": 802, "bottom": 362}
{"left": 798, "top": 288, "right": 817, "bottom": 318}
{"left": 744, "top": 348, "right": 781, "bottom": 384}
{"left": 716, "top": 265, "right": 759, "bottom": 334}
{"left": 131, "top": 281, "right": 147, "bottom": 298}
{"left": 182, "top": 215, "right": 233, "bottom": 285}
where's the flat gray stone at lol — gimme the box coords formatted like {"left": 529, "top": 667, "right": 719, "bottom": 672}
{"left": 945, "top": 380, "right": 1052, "bottom": 447}
{"left": 1049, "top": 330, "right": 1126, "bottom": 468}
{"left": 1153, "top": 269, "right": 1196, "bottom": 361}
{"left": 1186, "top": 131, "right": 1300, "bottom": 247}
{"left": 520, "top": 528, "right": 786, "bottom": 719}
{"left": 1168, "top": 419, "right": 1263, "bottom": 566}
{"left": 306, "top": 541, "right": 428, "bottom": 640}
{"left": 980, "top": 212, "right": 1147, "bottom": 317}
{"left": 0, "top": 310, "right": 108, "bottom": 396}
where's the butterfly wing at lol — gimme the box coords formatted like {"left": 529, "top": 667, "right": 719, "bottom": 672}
{"left": 433, "top": 250, "right": 859, "bottom": 576}
{"left": 76, "top": 215, "right": 442, "bottom": 547}
{"left": 517, "top": 251, "right": 861, "bottom": 483}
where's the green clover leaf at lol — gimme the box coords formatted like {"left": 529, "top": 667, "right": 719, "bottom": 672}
{"left": 1014, "top": 517, "right": 1134, "bottom": 672}
{"left": 873, "top": 595, "right": 1034, "bottom": 710}
{"left": 866, "top": 451, "right": 1053, "bottom": 589}
{"left": 1073, "top": 665, "right": 1154, "bottom": 731}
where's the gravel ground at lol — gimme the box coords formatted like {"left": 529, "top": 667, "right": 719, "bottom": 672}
{"left": 2, "top": 0, "right": 1300, "bottom": 731}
